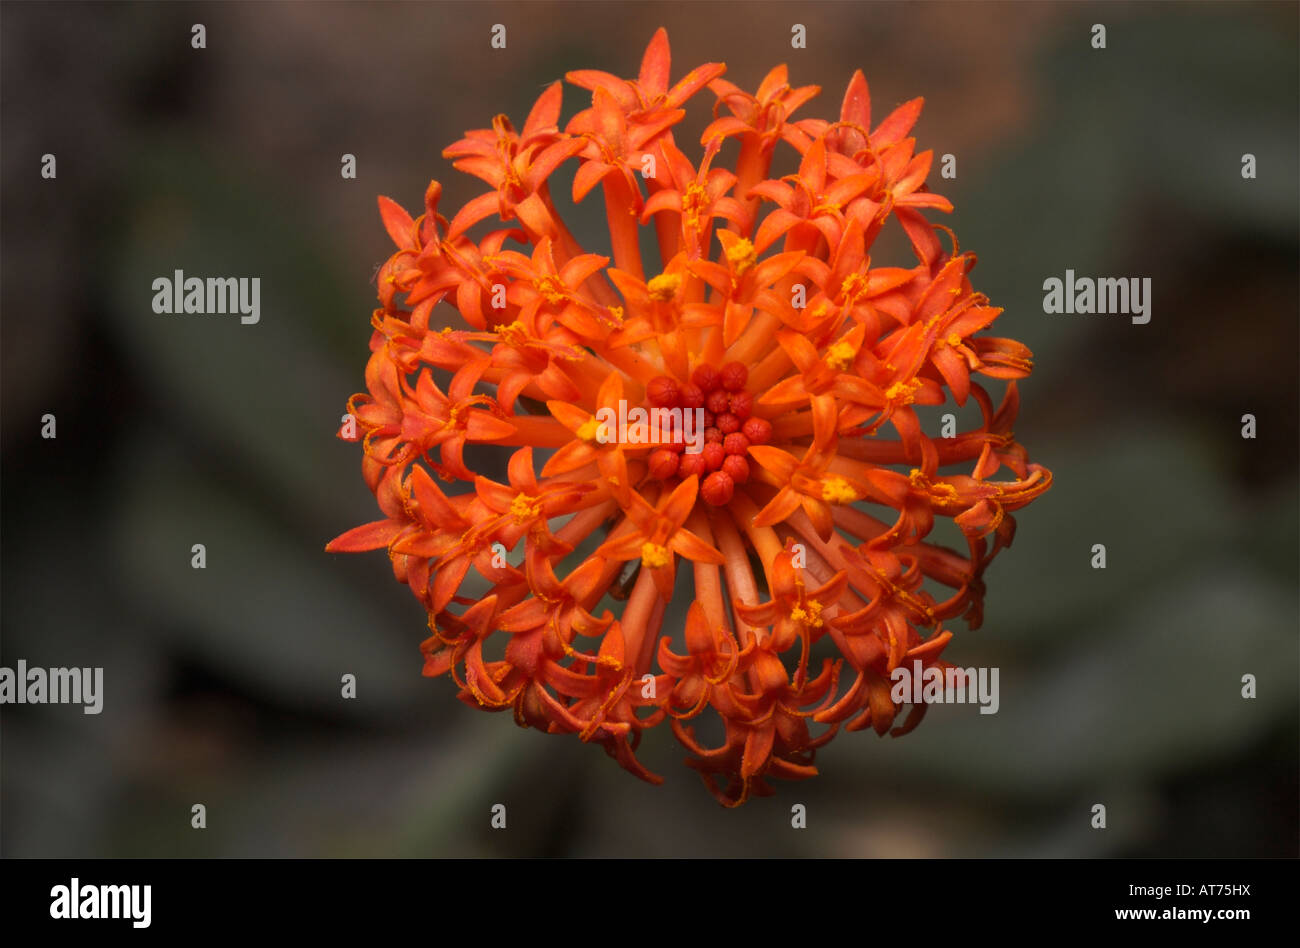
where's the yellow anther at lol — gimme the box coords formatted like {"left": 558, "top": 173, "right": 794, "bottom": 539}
{"left": 640, "top": 542, "right": 671, "bottom": 569}
{"left": 839, "top": 272, "right": 867, "bottom": 301}
{"left": 647, "top": 273, "right": 681, "bottom": 302}
{"left": 821, "top": 475, "right": 857, "bottom": 504}
{"left": 509, "top": 493, "right": 541, "bottom": 524}
{"left": 682, "top": 183, "right": 708, "bottom": 230}
{"left": 791, "top": 599, "right": 825, "bottom": 627}
{"left": 535, "top": 275, "right": 567, "bottom": 305}
{"left": 725, "top": 238, "right": 757, "bottom": 274}
{"left": 885, "top": 378, "right": 921, "bottom": 404}
{"left": 576, "top": 416, "right": 604, "bottom": 442}
{"left": 825, "top": 340, "right": 856, "bottom": 371}
{"left": 497, "top": 321, "right": 528, "bottom": 345}
{"left": 910, "top": 468, "right": 959, "bottom": 502}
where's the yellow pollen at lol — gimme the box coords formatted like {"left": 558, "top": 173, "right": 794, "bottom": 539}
{"left": 821, "top": 476, "right": 857, "bottom": 504}
{"left": 647, "top": 273, "right": 681, "bottom": 302}
{"left": 682, "top": 183, "right": 707, "bottom": 229}
{"left": 509, "top": 493, "right": 541, "bottom": 524}
{"left": 947, "top": 332, "right": 962, "bottom": 347}
{"left": 911, "top": 468, "right": 959, "bottom": 501}
{"left": 608, "top": 305, "right": 624, "bottom": 322}
{"left": 885, "top": 378, "right": 921, "bottom": 404}
{"left": 535, "top": 276, "right": 567, "bottom": 305}
{"left": 839, "top": 272, "right": 867, "bottom": 301}
{"left": 790, "top": 599, "right": 825, "bottom": 627}
{"left": 498, "top": 320, "right": 528, "bottom": 345}
{"left": 825, "top": 340, "right": 855, "bottom": 371}
{"left": 576, "top": 416, "right": 604, "bottom": 442}
{"left": 640, "top": 542, "right": 671, "bottom": 569}
{"left": 725, "top": 238, "right": 757, "bottom": 274}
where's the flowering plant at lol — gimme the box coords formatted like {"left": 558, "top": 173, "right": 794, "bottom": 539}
{"left": 329, "top": 29, "right": 1051, "bottom": 805}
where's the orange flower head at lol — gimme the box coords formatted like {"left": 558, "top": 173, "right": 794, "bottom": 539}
{"left": 329, "top": 29, "right": 1052, "bottom": 806}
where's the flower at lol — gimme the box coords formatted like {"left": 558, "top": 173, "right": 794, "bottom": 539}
{"left": 329, "top": 29, "right": 1052, "bottom": 806}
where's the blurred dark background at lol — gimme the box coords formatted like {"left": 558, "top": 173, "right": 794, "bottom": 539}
{"left": 2, "top": 1, "right": 1296, "bottom": 857}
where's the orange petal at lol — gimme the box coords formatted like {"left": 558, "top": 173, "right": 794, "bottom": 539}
{"left": 325, "top": 518, "right": 405, "bottom": 553}
{"left": 377, "top": 196, "right": 417, "bottom": 251}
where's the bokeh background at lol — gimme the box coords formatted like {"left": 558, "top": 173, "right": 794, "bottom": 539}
{"left": 2, "top": 1, "right": 1296, "bottom": 857}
